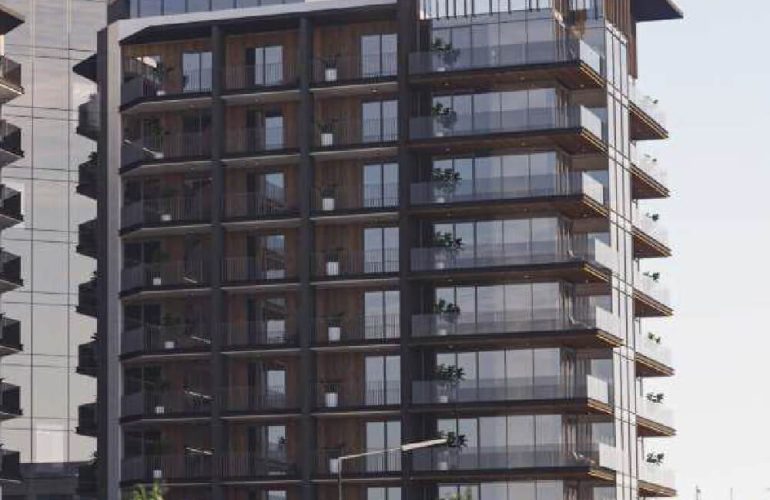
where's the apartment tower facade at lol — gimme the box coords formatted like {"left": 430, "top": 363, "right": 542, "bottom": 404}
{"left": 85, "top": 0, "right": 680, "bottom": 498}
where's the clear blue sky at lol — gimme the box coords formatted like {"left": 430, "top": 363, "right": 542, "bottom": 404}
{"left": 638, "top": 1, "right": 770, "bottom": 499}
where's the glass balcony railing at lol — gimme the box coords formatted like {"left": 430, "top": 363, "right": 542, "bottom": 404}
{"left": 313, "top": 183, "right": 399, "bottom": 213}
{"left": 226, "top": 62, "right": 298, "bottom": 91}
{"left": 122, "top": 389, "right": 212, "bottom": 418}
{"left": 121, "top": 196, "right": 212, "bottom": 229}
{"left": 412, "top": 443, "right": 618, "bottom": 472}
{"left": 639, "top": 462, "right": 676, "bottom": 489}
{"left": 411, "top": 238, "right": 615, "bottom": 273}
{"left": 411, "top": 172, "right": 606, "bottom": 207}
{"left": 313, "top": 249, "right": 400, "bottom": 278}
{"left": 412, "top": 374, "right": 609, "bottom": 406}
{"left": 223, "top": 321, "right": 297, "bottom": 349}
{"left": 121, "top": 454, "right": 212, "bottom": 483}
{"left": 313, "top": 53, "right": 397, "bottom": 84}
{"left": 632, "top": 206, "right": 669, "bottom": 246}
{"left": 121, "top": 324, "right": 212, "bottom": 355}
{"left": 316, "top": 381, "right": 401, "bottom": 409}
{"left": 630, "top": 144, "right": 668, "bottom": 187}
{"left": 122, "top": 132, "right": 212, "bottom": 167}
{"left": 120, "top": 0, "right": 302, "bottom": 19}
{"left": 636, "top": 332, "right": 673, "bottom": 367}
{"left": 633, "top": 270, "right": 671, "bottom": 306}
{"left": 410, "top": 39, "right": 603, "bottom": 77}
{"left": 410, "top": 106, "right": 604, "bottom": 143}
{"left": 411, "top": 306, "right": 618, "bottom": 339}
{"left": 315, "top": 314, "right": 401, "bottom": 344}
{"left": 637, "top": 398, "right": 674, "bottom": 429}
{"left": 220, "top": 452, "right": 297, "bottom": 479}
{"left": 630, "top": 80, "right": 667, "bottom": 128}
{"left": 121, "top": 260, "right": 209, "bottom": 292}
{"left": 223, "top": 387, "right": 298, "bottom": 413}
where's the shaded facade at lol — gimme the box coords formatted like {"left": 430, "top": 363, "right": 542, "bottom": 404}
{"left": 86, "top": 0, "right": 680, "bottom": 498}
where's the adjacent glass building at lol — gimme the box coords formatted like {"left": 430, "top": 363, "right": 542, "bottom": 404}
{"left": 88, "top": 0, "right": 681, "bottom": 498}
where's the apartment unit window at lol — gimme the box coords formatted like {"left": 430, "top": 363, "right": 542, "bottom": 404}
{"left": 246, "top": 233, "right": 286, "bottom": 279}
{"left": 366, "top": 421, "right": 401, "bottom": 472}
{"left": 245, "top": 171, "right": 286, "bottom": 214}
{"left": 368, "top": 488, "right": 402, "bottom": 500}
{"left": 182, "top": 51, "right": 212, "bottom": 92}
{"left": 264, "top": 491, "right": 287, "bottom": 500}
{"left": 246, "top": 110, "right": 285, "bottom": 151}
{"left": 364, "top": 226, "right": 399, "bottom": 273}
{"left": 246, "top": 297, "right": 287, "bottom": 344}
{"left": 438, "top": 480, "right": 565, "bottom": 500}
{"left": 362, "top": 100, "right": 398, "bottom": 143}
{"left": 363, "top": 162, "right": 398, "bottom": 208}
{"left": 435, "top": 348, "right": 565, "bottom": 390}
{"left": 364, "top": 290, "right": 400, "bottom": 340}
{"left": 248, "top": 362, "right": 286, "bottom": 406}
{"left": 181, "top": 110, "right": 212, "bottom": 154}
{"left": 246, "top": 424, "right": 287, "bottom": 474}
{"left": 365, "top": 355, "right": 400, "bottom": 405}
{"left": 247, "top": 45, "right": 283, "bottom": 86}
{"left": 361, "top": 33, "right": 397, "bottom": 77}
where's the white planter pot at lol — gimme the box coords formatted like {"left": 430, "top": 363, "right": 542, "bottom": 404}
{"left": 435, "top": 195, "right": 446, "bottom": 204}
{"left": 325, "top": 392, "right": 338, "bottom": 408}
{"left": 321, "top": 132, "right": 334, "bottom": 147}
{"left": 437, "top": 327, "right": 448, "bottom": 336}
{"left": 152, "top": 469, "right": 163, "bottom": 479}
{"left": 324, "top": 68, "right": 338, "bottom": 82}
{"left": 156, "top": 90, "right": 167, "bottom": 96}
{"left": 437, "top": 460, "right": 449, "bottom": 471}
{"left": 160, "top": 213, "right": 172, "bottom": 222}
{"left": 164, "top": 340, "right": 175, "bottom": 350}
{"left": 322, "top": 197, "right": 335, "bottom": 211}
{"left": 437, "top": 394, "right": 449, "bottom": 404}
{"left": 437, "top": 66, "right": 447, "bottom": 72}
{"left": 152, "top": 277, "right": 163, "bottom": 286}
{"left": 152, "top": 152, "right": 165, "bottom": 160}
{"left": 154, "top": 406, "right": 165, "bottom": 415}
{"left": 328, "top": 326, "right": 341, "bottom": 342}
{"left": 326, "top": 261, "right": 340, "bottom": 276}
{"left": 435, "top": 130, "right": 445, "bottom": 137}
{"left": 329, "top": 458, "right": 340, "bottom": 474}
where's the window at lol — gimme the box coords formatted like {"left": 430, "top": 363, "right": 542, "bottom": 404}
{"left": 363, "top": 162, "right": 398, "bottom": 208}
{"left": 182, "top": 51, "right": 212, "bottom": 92}
{"left": 365, "top": 355, "right": 400, "bottom": 405}
{"left": 246, "top": 110, "right": 284, "bottom": 151}
{"left": 361, "top": 34, "right": 397, "bottom": 77}
{"left": 248, "top": 45, "right": 283, "bottom": 86}
{"left": 362, "top": 100, "right": 398, "bottom": 142}
{"left": 366, "top": 421, "right": 401, "bottom": 471}
{"left": 246, "top": 233, "right": 286, "bottom": 279}
{"left": 367, "top": 487, "right": 402, "bottom": 500}
{"left": 363, "top": 226, "right": 399, "bottom": 273}
{"left": 364, "top": 290, "right": 400, "bottom": 340}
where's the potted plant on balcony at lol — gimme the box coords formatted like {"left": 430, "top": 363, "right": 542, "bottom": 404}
{"left": 323, "top": 382, "right": 339, "bottom": 408}
{"left": 431, "top": 167, "right": 461, "bottom": 203}
{"left": 149, "top": 249, "right": 171, "bottom": 286}
{"left": 432, "top": 299, "right": 460, "bottom": 336}
{"left": 436, "top": 431, "right": 467, "bottom": 471}
{"left": 325, "top": 248, "right": 343, "bottom": 277}
{"left": 327, "top": 313, "right": 344, "bottom": 343}
{"left": 431, "top": 102, "right": 458, "bottom": 137}
{"left": 643, "top": 271, "right": 660, "bottom": 282}
{"left": 430, "top": 38, "right": 460, "bottom": 72}
{"left": 647, "top": 332, "right": 662, "bottom": 344}
{"left": 321, "top": 53, "right": 340, "bottom": 82}
{"left": 317, "top": 119, "right": 338, "bottom": 147}
{"left": 432, "top": 231, "right": 463, "bottom": 270}
{"left": 320, "top": 184, "right": 337, "bottom": 211}
{"left": 434, "top": 363, "right": 465, "bottom": 404}
{"left": 327, "top": 447, "right": 343, "bottom": 474}
{"left": 646, "top": 452, "right": 665, "bottom": 465}
{"left": 646, "top": 392, "right": 664, "bottom": 403}
{"left": 131, "top": 480, "right": 165, "bottom": 500}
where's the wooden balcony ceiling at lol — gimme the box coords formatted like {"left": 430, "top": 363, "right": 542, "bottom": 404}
{"left": 637, "top": 417, "right": 676, "bottom": 438}
{"left": 631, "top": 166, "right": 669, "bottom": 199}
{"left": 630, "top": 104, "right": 668, "bottom": 141}
{"left": 633, "top": 231, "right": 672, "bottom": 259}
{"left": 635, "top": 353, "right": 675, "bottom": 378}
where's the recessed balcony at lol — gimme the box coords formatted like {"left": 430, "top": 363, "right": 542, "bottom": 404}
{"left": 0, "top": 381, "right": 21, "bottom": 419}
{"left": 77, "top": 219, "right": 97, "bottom": 258}
{"left": 630, "top": 145, "right": 668, "bottom": 199}
{"left": 77, "top": 94, "right": 99, "bottom": 141}
{"left": 77, "top": 402, "right": 97, "bottom": 437}
{"left": 121, "top": 196, "right": 212, "bottom": 234}
{"left": 122, "top": 132, "right": 212, "bottom": 171}
{"left": 633, "top": 271, "right": 672, "bottom": 317}
{"left": 317, "top": 448, "right": 401, "bottom": 477}
{"left": 223, "top": 387, "right": 300, "bottom": 416}
{"left": 0, "top": 250, "right": 22, "bottom": 291}
{"left": 77, "top": 278, "right": 97, "bottom": 318}
{"left": 121, "top": 323, "right": 212, "bottom": 359}
{"left": 224, "top": 62, "right": 299, "bottom": 97}
{"left": 315, "top": 381, "right": 400, "bottom": 413}
{"left": 121, "top": 389, "right": 212, "bottom": 422}
{"left": 637, "top": 398, "right": 675, "bottom": 437}
{"left": 314, "top": 313, "right": 400, "bottom": 347}
{"left": 630, "top": 81, "right": 667, "bottom": 140}
{"left": 635, "top": 333, "right": 674, "bottom": 377}
{"left": 409, "top": 38, "right": 604, "bottom": 90}
{"left": 220, "top": 451, "right": 298, "bottom": 481}
{"left": 0, "top": 185, "right": 22, "bottom": 229}
{"left": 632, "top": 207, "right": 670, "bottom": 258}
{"left": 313, "top": 117, "right": 398, "bottom": 153}
{"left": 121, "top": 67, "right": 212, "bottom": 113}
{"left": 223, "top": 190, "right": 298, "bottom": 224}
{"left": 77, "top": 339, "right": 98, "bottom": 377}
{"left": 0, "top": 449, "right": 21, "bottom": 484}
{"left": 409, "top": 106, "right": 605, "bottom": 155}
{"left": 121, "top": 454, "right": 212, "bottom": 485}
{"left": 223, "top": 321, "right": 298, "bottom": 353}
{"left": 312, "top": 249, "right": 399, "bottom": 282}
{"left": 312, "top": 183, "right": 399, "bottom": 218}
{"left": 0, "top": 316, "right": 21, "bottom": 356}
{"left": 121, "top": 260, "right": 209, "bottom": 297}
{"left": 0, "top": 120, "right": 22, "bottom": 167}
{"left": 222, "top": 257, "right": 296, "bottom": 287}
{"left": 638, "top": 462, "right": 676, "bottom": 497}
{"left": 312, "top": 53, "right": 397, "bottom": 89}
{"left": 0, "top": 55, "right": 23, "bottom": 104}
{"left": 224, "top": 127, "right": 298, "bottom": 160}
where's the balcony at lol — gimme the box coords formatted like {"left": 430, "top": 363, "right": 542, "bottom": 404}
{"left": 412, "top": 374, "right": 610, "bottom": 411}
{"left": 0, "top": 185, "right": 22, "bottom": 229}
{"left": 76, "top": 461, "right": 97, "bottom": 496}
{"left": 77, "top": 402, "right": 97, "bottom": 437}
{"left": 312, "top": 53, "right": 397, "bottom": 87}
{"left": 121, "top": 323, "right": 212, "bottom": 358}
{"left": 220, "top": 452, "right": 297, "bottom": 480}
{"left": 314, "top": 118, "right": 398, "bottom": 151}
{"left": 224, "top": 127, "right": 297, "bottom": 159}
{"left": 77, "top": 339, "right": 98, "bottom": 377}
{"left": 633, "top": 270, "right": 672, "bottom": 316}
{"left": 225, "top": 62, "right": 299, "bottom": 95}
{"left": 121, "top": 196, "right": 211, "bottom": 233}
{"left": 77, "top": 219, "right": 97, "bottom": 258}
{"left": 312, "top": 249, "right": 399, "bottom": 281}
{"left": 0, "top": 316, "right": 21, "bottom": 356}
{"left": 0, "top": 55, "right": 23, "bottom": 104}
{"left": 410, "top": 238, "right": 615, "bottom": 279}
{"left": 222, "top": 257, "right": 294, "bottom": 286}
{"left": 0, "top": 120, "right": 22, "bottom": 167}
{"left": 632, "top": 206, "right": 670, "bottom": 258}
{"left": 316, "top": 381, "right": 400, "bottom": 412}
{"left": 121, "top": 68, "right": 212, "bottom": 112}
{"left": 630, "top": 81, "right": 667, "bottom": 140}
{"left": 410, "top": 172, "right": 607, "bottom": 217}
{"left": 630, "top": 145, "right": 668, "bottom": 199}
{"left": 77, "top": 278, "right": 97, "bottom": 318}
{"left": 409, "top": 106, "right": 605, "bottom": 155}
{"left": 77, "top": 153, "right": 97, "bottom": 199}
{"left": 409, "top": 39, "right": 603, "bottom": 90}
{"left": 121, "top": 454, "right": 212, "bottom": 484}
{"left": 118, "top": 0, "right": 302, "bottom": 19}
{"left": 77, "top": 94, "right": 100, "bottom": 140}
{"left": 412, "top": 443, "right": 617, "bottom": 474}
{"left": 121, "top": 132, "right": 212, "bottom": 170}
{"left": 636, "top": 332, "right": 674, "bottom": 377}
{"left": 0, "top": 250, "right": 22, "bottom": 291}
{"left": 121, "top": 261, "right": 209, "bottom": 296}
{"left": 121, "top": 389, "right": 212, "bottom": 421}
{"left": 223, "top": 387, "right": 299, "bottom": 415}
{"left": 312, "top": 183, "right": 399, "bottom": 216}
{"left": 0, "top": 449, "right": 21, "bottom": 483}
{"left": 411, "top": 306, "right": 619, "bottom": 349}
{"left": 637, "top": 398, "right": 675, "bottom": 437}
{"left": 314, "top": 314, "right": 400, "bottom": 346}
{"left": 223, "top": 321, "right": 298, "bottom": 352}
{"left": 317, "top": 448, "right": 401, "bottom": 477}
{"left": 639, "top": 462, "right": 676, "bottom": 497}
{"left": 223, "top": 191, "right": 297, "bottom": 223}
{"left": 0, "top": 382, "right": 21, "bottom": 419}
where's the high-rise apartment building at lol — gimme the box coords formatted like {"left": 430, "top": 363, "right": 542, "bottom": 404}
{"left": 86, "top": 0, "right": 680, "bottom": 498}
{"left": 0, "top": 0, "right": 104, "bottom": 498}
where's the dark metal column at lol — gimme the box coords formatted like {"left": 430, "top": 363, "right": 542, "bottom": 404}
{"left": 210, "top": 23, "right": 226, "bottom": 500}
{"left": 297, "top": 15, "right": 317, "bottom": 500}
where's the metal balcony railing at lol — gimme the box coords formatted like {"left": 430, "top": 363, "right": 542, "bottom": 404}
{"left": 121, "top": 454, "right": 213, "bottom": 482}
{"left": 410, "top": 38, "right": 603, "bottom": 76}
{"left": 222, "top": 257, "right": 292, "bottom": 283}
{"left": 313, "top": 248, "right": 400, "bottom": 278}
{"left": 411, "top": 306, "right": 618, "bottom": 339}
{"left": 223, "top": 321, "right": 297, "bottom": 349}
{"left": 315, "top": 314, "right": 401, "bottom": 344}
{"left": 122, "top": 132, "right": 212, "bottom": 166}
{"left": 121, "top": 260, "right": 209, "bottom": 292}
{"left": 223, "top": 387, "right": 298, "bottom": 413}
{"left": 316, "top": 381, "right": 401, "bottom": 409}
{"left": 122, "top": 196, "right": 211, "bottom": 229}
{"left": 312, "top": 53, "right": 397, "bottom": 83}
{"left": 410, "top": 106, "right": 604, "bottom": 143}
{"left": 122, "top": 68, "right": 212, "bottom": 105}
{"left": 313, "top": 183, "right": 399, "bottom": 213}
{"left": 315, "top": 118, "right": 398, "bottom": 148}
{"left": 412, "top": 374, "right": 609, "bottom": 406}
{"left": 122, "top": 323, "right": 212, "bottom": 355}
{"left": 220, "top": 451, "right": 296, "bottom": 479}
{"left": 317, "top": 448, "right": 401, "bottom": 475}
{"left": 224, "top": 127, "right": 293, "bottom": 156}
{"left": 411, "top": 171, "right": 606, "bottom": 206}
{"left": 223, "top": 190, "right": 293, "bottom": 220}
{"left": 122, "top": 389, "right": 213, "bottom": 418}
{"left": 225, "top": 62, "right": 298, "bottom": 91}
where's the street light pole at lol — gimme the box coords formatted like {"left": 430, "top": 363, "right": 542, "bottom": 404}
{"left": 336, "top": 438, "right": 448, "bottom": 500}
